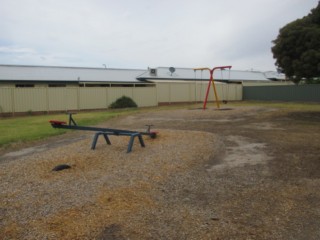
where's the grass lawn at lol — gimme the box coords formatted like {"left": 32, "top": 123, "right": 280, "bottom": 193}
{"left": 0, "top": 109, "right": 138, "bottom": 147}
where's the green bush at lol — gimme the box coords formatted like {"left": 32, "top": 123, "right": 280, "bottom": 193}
{"left": 109, "top": 96, "right": 138, "bottom": 109}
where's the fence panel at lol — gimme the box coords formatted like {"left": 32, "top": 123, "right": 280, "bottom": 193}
{"left": 196, "top": 82, "right": 208, "bottom": 102}
{"left": 48, "top": 88, "right": 67, "bottom": 111}
{"left": 133, "top": 87, "right": 157, "bottom": 107}
{"left": 107, "top": 87, "right": 134, "bottom": 106}
{"left": 79, "top": 88, "right": 107, "bottom": 110}
{"left": 48, "top": 87, "right": 79, "bottom": 112}
{"left": 191, "top": 83, "right": 241, "bottom": 102}
{"left": 0, "top": 88, "right": 13, "bottom": 113}
{"left": 170, "top": 83, "right": 191, "bottom": 102}
{"left": 224, "top": 84, "right": 242, "bottom": 101}
{"left": 14, "top": 88, "right": 47, "bottom": 112}
{"left": 66, "top": 88, "right": 79, "bottom": 111}
{"left": 243, "top": 84, "right": 320, "bottom": 102}
{"left": 156, "top": 83, "right": 171, "bottom": 103}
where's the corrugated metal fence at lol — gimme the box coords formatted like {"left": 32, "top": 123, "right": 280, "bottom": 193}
{"left": 4, "top": 83, "right": 319, "bottom": 115}
{"left": 156, "top": 82, "right": 242, "bottom": 103}
{"left": 243, "top": 84, "right": 320, "bottom": 102}
{"left": 0, "top": 87, "right": 157, "bottom": 115}
{"left": 0, "top": 83, "right": 242, "bottom": 115}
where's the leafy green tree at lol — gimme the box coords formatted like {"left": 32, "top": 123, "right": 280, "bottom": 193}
{"left": 272, "top": 2, "right": 320, "bottom": 83}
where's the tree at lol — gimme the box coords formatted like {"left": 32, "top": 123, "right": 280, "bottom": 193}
{"left": 272, "top": 2, "right": 320, "bottom": 83}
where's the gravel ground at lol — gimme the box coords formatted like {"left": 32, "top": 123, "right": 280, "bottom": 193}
{"left": 1, "top": 104, "right": 320, "bottom": 239}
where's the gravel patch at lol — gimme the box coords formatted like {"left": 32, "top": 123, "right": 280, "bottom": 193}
{"left": 0, "top": 129, "right": 215, "bottom": 239}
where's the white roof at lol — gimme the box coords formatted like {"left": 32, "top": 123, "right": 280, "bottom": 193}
{"left": 0, "top": 65, "right": 145, "bottom": 83}
{"left": 0, "top": 64, "right": 282, "bottom": 84}
{"left": 137, "top": 67, "right": 272, "bottom": 82}
{"left": 263, "top": 71, "right": 286, "bottom": 80}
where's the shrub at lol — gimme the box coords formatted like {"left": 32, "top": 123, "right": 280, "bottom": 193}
{"left": 27, "top": 109, "right": 33, "bottom": 116}
{"left": 109, "top": 96, "right": 138, "bottom": 109}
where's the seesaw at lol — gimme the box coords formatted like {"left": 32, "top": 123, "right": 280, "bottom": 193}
{"left": 49, "top": 113, "right": 157, "bottom": 153}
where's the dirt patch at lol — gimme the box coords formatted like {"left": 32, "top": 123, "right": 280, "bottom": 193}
{"left": 243, "top": 122, "right": 284, "bottom": 130}
{"left": 208, "top": 135, "right": 271, "bottom": 170}
{"left": 287, "top": 111, "right": 320, "bottom": 122}
{"left": 0, "top": 135, "right": 87, "bottom": 161}
{"left": 1, "top": 104, "right": 320, "bottom": 239}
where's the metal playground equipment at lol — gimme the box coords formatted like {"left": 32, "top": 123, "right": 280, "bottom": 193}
{"left": 49, "top": 113, "right": 157, "bottom": 153}
{"left": 194, "top": 66, "right": 232, "bottom": 110}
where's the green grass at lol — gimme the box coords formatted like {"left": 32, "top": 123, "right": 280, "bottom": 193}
{"left": 0, "top": 109, "right": 138, "bottom": 147}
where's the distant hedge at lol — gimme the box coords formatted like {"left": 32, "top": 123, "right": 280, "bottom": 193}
{"left": 109, "top": 96, "right": 138, "bottom": 109}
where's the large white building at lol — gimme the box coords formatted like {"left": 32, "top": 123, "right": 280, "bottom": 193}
{"left": 0, "top": 64, "right": 286, "bottom": 87}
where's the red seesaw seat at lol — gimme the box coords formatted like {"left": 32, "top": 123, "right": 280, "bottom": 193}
{"left": 149, "top": 131, "right": 158, "bottom": 139}
{"left": 49, "top": 120, "right": 67, "bottom": 125}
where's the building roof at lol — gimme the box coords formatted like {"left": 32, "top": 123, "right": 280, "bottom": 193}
{"left": 0, "top": 65, "right": 146, "bottom": 83}
{"left": 263, "top": 71, "right": 286, "bottom": 81}
{"left": 0, "top": 64, "right": 285, "bottom": 84}
{"left": 137, "top": 67, "right": 277, "bottom": 82}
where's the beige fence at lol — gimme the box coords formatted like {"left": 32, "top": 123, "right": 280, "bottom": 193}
{"left": 0, "top": 83, "right": 242, "bottom": 115}
{"left": 156, "top": 82, "right": 242, "bottom": 103}
{"left": 0, "top": 87, "right": 157, "bottom": 115}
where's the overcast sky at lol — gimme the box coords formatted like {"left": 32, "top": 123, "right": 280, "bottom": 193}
{"left": 0, "top": 0, "right": 318, "bottom": 71}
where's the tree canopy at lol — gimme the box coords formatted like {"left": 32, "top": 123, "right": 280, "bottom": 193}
{"left": 272, "top": 2, "right": 320, "bottom": 83}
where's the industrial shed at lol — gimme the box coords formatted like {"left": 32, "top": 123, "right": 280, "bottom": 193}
{"left": 0, "top": 64, "right": 286, "bottom": 87}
